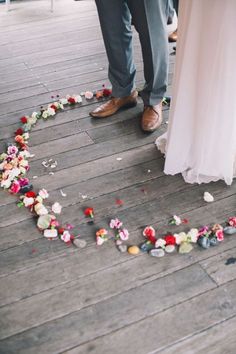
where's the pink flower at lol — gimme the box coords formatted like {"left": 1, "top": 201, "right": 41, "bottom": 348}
{"left": 50, "top": 219, "right": 60, "bottom": 228}
{"left": 228, "top": 217, "right": 236, "bottom": 228}
{"left": 10, "top": 180, "right": 21, "bottom": 194}
{"left": 118, "top": 228, "right": 129, "bottom": 241}
{"left": 198, "top": 226, "right": 210, "bottom": 236}
{"left": 216, "top": 229, "right": 224, "bottom": 242}
{"left": 61, "top": 230, "right": 72, "bottom": 243}
{"left": 110, "top": 218, "right": 123, "bottom": 229}
{"left": 7, "top": 145, "right": 18, "bottom": 156}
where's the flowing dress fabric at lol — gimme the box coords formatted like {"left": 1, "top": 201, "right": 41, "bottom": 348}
{"left": 156, "top": 0, "right": 236, "bottom": 185}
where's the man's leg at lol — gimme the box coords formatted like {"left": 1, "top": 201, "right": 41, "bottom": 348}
{"left": 95, "top": 0, "right": 136, "bottom": 98}
{"left": 128, "top": 0, "right": 169, "bottom": 107}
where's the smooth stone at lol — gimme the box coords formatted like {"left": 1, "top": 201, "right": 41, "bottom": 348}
{"left": 128, "top": 246, "right": 140, "bottom": 255}
{"left": 165, "top": 245, "right": 176, "bottom": 253}
{"left": 44, "top": 229, "right": 58, "bottom": 238}
{"left": 140, "top": 242, "right": 153, "bottom": 253}
{"left": 73, "top": 238, "right": 87, "bottom": 248}
{"left": 20, "top": 184, "right": 33, "bottom": 194}
{"left": 118, "top": 245, "right": 128, "bottom": 253}
{"left": 179, "top": 242, "right": 193, "bottom": 254}
{"left": 224, "top": 226, "right": 236, "bottom": 235}
{"left": 197, "top": 236, "right": 210, "bottom": 249}
{"left": 37, "top": 214, "right": 54, "bottom": 230}
{"left": 209, "top": 236, "right": 219, "bottom": 246}
{"left": 149, "top": 248, "right": 165, "bottom": 257}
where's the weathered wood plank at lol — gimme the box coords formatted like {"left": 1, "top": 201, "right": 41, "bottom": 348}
{"left": 200, "top": 248, "right": 236, "bottom": 286}
{"left": 64, "top": 280, "right": 236, "bottom": 354}
{"left": 0, "top": 138, "right": 157, "bottom": 206}
{"left": 0, "top": 264, "right": 215, "bottom": 346}
{"left": 0, "top": 84, "right": 49, "bottom": 105}
{"left": 157, "top": 315, "right": 236, "bottom": 354}
{"left": 0, "top": 182, "right": 235, "bottom": 278}
{"left": 29, "top": 131, "right": 93, "bottom": 160}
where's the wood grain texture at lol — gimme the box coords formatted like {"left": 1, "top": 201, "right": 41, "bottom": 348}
{"left": 0, "top": 0, "right": 235, "bottom": 353}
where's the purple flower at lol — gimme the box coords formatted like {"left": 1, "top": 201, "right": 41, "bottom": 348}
{"left": 18, "top": 177, "right": 29, "bottom": 187}
{"left": 198, "top": 226, "right": 209, "bottom": 236}
{"left": 7, "top": 146, "right": 18, "bottom": 156}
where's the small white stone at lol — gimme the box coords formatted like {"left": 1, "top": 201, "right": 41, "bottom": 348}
{"left": 204, "top": 191, "right": 214, "bottom": 203}
{"left": 116, "top": 157, "right": 123, "bottom": 161}
{"left": 60, "top": 189, "right": 67, "bottom": 197}
{"left": 165, "top": 245, "right": 176, "bottom": 253}
{"left": 118, "top": 244, "right": 127, "bottom": 253}
{"left": 73, "top": 239, "right": 87, "bottom": 248}
{"left": 44, "top": 229, "right": 58, "bottom": 238}
{"left": 150, "top": 248, "right": 165, "bottom": 257}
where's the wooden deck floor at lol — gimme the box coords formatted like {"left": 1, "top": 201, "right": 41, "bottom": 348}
{"left": 0, "top": 1, "right": 236, "bottom": 353}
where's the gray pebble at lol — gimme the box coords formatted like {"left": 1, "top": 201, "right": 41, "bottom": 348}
{"left": 118, "top": 245, "right": 128, "bottom": 253}
{"left": 73, "top": 239, "right": 87, "bottom": 248}
{"left": 165, "top": 245, "right": 176, "bottom": 253}
{"left": 150, "top": 248, "right": 165, "bottom": 257}
{"left": 224, "top": 226, "right": 236, "bottom": 235}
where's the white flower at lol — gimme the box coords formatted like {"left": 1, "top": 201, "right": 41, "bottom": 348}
{"left": 204, "top": 192, "right": 214, "bottom": 203}
{"left": 31, "top": 112, "right": 39, "bottom": 119}
{"left": 187, "top": 228, "right": 199, "bottom": 243}
{"left": 19, "top": 150, "right": 31, "bottom": 158}
{"left": 8, "top": 168, "right": 21, "bottom": 180}
{"left": 1, "top": 178, "right": 11, "bottom": 189}
{"left": 35, "top": 196, "right": 43, "bottom": 203}
{"left": 173, "top": 233, "right": 182, "bottom": 245}
{"left": 39, "top": 189, "right": 49, "bottom": 199}
{"left": 84, "top": 91, "right": 94, "bottom": 100}
{"left": 175, "top": 232, "right": 187, "bottom": 244}
{"left": 42, "top": 111, "right": 49, "bottom": 119}
{"left": 75, "top": 95, "right": 82, "bottom": 103}
{"left": 34, "top": 203, "right": 48, "bottom": 216}
{"left": 173, "top": 215, "right": 182, "bottom": 225}
{"left": 96, "top": 236, "right": 105, "bottom": 246}
{"left": 23, "top": 197, "right": 35, "bottom": 207}
{"left": 52, "top": 202, "right": 62, "bottom": 214}
{"left": 155, "top": 238, "right": 166, "bottom": 248}
{"left": 47, "top": 107, "right": 56, "bottom": 116}
{"left": 19, "top": 166, "right": 26, "bottom": 175}
{"left": 19, "top": 159, "right": 29, "bottom": 167}
{"left": 60, "top": 98, "right": 68, "bottom": 105}
{"left": 61, "top": 230, "right": 71, "bottom": 243}
{"left": 22, "top": 132, "right": 29, "bottom": 140}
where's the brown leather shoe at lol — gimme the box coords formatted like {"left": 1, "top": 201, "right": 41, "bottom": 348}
{"left": 141, "top": 102, "right": 163, "bottom": 133}
{"left": 89, "top": 90, "right": 138, "bottom": 118}
{"left": 168, "top": 29, "right": 178, "bottom": 42}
